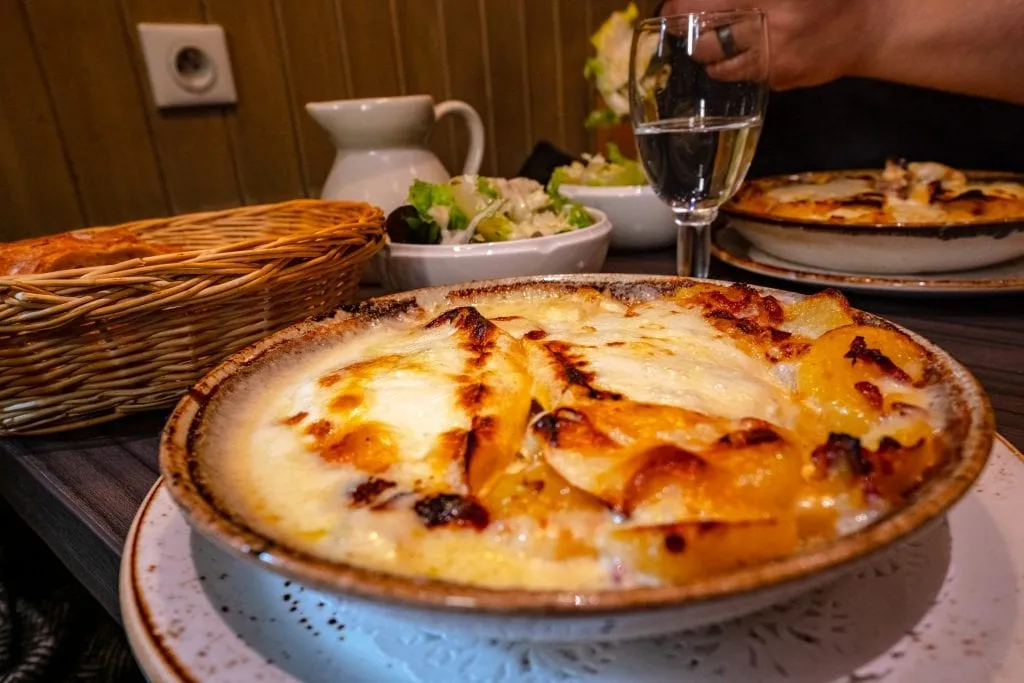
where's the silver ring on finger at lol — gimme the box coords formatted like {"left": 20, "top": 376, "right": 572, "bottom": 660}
{"left": 715, "top": 24, "right": 740, "bottom": 59}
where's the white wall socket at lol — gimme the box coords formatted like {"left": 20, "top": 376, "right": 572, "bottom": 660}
{"left": 137, "top": 23, "right": 237, "bottom": 109}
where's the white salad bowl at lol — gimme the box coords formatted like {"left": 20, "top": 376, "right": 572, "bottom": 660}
{"left": 375, "top": 209, "right": 612, "bottom": 292}
{"left": 558, "top": 184, "right": 675, "bottom": 250}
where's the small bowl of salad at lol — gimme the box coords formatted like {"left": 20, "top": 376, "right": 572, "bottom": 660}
{"left": 552, "top": 144, "right": 675, "bottom": 251}
{"left": 377, "top": 175, "right": 611, "bottom": 292}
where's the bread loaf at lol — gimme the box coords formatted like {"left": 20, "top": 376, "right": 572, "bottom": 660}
{"left": 0, "top": 228, "right": 177, "bottom": 276}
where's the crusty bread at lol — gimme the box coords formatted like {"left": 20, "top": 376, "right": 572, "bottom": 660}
{"left": 0, "top": 228, "right": 178, "bottom": 276}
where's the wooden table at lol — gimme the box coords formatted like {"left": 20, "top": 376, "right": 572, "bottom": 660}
{"left": 2, "top": 250, "right": 1022, "bottom": 622}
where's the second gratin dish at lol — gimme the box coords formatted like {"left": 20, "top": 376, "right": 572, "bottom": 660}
{"left": 724, "top": 161, "right": 1024, "bottom": 274}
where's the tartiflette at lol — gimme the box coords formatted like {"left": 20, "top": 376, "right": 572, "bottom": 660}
{"left": 728, "top": 160, "right": 1024, "bottom": 225}
{"left": 192, "top": 281, "right": 951, "bottom": 590}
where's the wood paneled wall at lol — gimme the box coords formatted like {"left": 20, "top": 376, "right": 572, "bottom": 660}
{"left": 0, "top": 0, "right": 661, "bottom": 240}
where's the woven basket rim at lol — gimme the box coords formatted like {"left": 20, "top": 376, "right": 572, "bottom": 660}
{"left": 0, "top": 199, "right": 383, "bottom": 286}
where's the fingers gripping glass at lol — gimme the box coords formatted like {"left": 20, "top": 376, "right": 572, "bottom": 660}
{"left": 629, "top": 10, "right": 769, "bottom": 278}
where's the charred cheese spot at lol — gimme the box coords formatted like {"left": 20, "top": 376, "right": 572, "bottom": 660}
{"left": 663, "top": 533, "right": 686, "bottom": 554}
{"left": 674, "top": 284, "right": 809, "bottom": 362}
{"left": 675, "top": 282, "right": 784, "bottom": 325}
{"left": 428, "top": 306, "right": 498, "bottom": 366}
{"left": 844, "top": 336, "right": 912, "bottom": 383}
{"left": 717, "top": 420, "right": 783, "bottom": 447}
{"left": 350, "top": 477, "right": 397, "bottom": 507}
{"left": 808, "top": 431, "right": 939, "bottom": 504}
{"left": 811, "top": 433, "right": 871, "bottom": 479}
{"left": 413, "top": 493, "right": 490, "bottom": 530}
{"left": 539, "top": 340, "right": 622, "bottom": 401}
{"left": 862, "top": 436, "right": 937, "bottom": 500}
{"left": 531, "top": 406, "right": 617, "bottom": 452}
{"left": 458, "top": 382, "right": 491, "bottom": 408}
{"left": 855, "top": 381, "right": 884, "bottom": 410}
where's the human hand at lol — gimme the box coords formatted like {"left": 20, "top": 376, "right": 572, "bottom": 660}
{"left": 662, "top": 0, "right": 876, "bottom": 90}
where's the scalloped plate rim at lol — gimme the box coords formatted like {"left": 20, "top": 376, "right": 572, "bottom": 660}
{"left": 121, "top": 435, "right": 1024, "bottom": 683}
{"left": 713, "top": 226, "right": 1024, "bottom": 294}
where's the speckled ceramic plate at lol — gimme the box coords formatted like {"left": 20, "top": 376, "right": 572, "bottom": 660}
{"left": 122, "top": 436, "right": 1024, "bottom": 683}
{"left": 713, "top": 226, "right": 1024, "bottom": 295}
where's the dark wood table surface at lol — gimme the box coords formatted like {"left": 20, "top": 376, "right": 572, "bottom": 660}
{"left": 2, "top": 249, "right": 1023, "bottom": 622}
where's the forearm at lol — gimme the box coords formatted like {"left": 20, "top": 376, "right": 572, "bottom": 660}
{"left": 854, "top": 0, "right": 1024, "bottom": 104}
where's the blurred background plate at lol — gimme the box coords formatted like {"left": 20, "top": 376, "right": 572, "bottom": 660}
{"left": 714, "top": 225, "right": 1024, "bottom": 296}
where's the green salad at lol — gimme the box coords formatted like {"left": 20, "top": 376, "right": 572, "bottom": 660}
{"left": 549, "top": 143, "right": 647, "bottom": 191}
{"left": 388, "top": 176, "right": 594, "bottom": 245}
{"left": 584, "top": 3, "right": 654, "bottom": 129}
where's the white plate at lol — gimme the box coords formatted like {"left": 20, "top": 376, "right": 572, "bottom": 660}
{"left": 714, "top": 226, "right": 1024, "bottom": 295}
{"left": 122, "top": 437, "right": 1024, "bottom": 683}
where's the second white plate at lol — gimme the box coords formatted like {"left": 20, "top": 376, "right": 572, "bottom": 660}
{"left": 713, "top": 225, "right": 1024, "bottom": 295}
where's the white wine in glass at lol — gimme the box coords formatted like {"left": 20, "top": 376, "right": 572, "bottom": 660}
{"left": 629, "top": 10, "right": 769, "bottom": 278}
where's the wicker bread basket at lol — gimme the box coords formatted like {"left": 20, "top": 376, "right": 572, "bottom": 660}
{"left": 0, "top": 200, "right": 384, "bottom": 435}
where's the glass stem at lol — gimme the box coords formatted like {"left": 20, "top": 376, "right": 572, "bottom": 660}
{"left": 672, "top": 208, "right": 717, "bottom": 278}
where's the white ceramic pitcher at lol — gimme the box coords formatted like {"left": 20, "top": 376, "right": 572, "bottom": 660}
{"left": 306, "top": 95, "right": 485, "bottom": 214}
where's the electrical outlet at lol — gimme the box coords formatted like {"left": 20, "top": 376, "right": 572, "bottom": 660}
{"left": 137, "top": 23, "right": 237, "bottom": 108}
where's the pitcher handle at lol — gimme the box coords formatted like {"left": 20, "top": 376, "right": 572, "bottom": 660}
{"left": 434, "top": 100, "right": 485, "bottom": 176}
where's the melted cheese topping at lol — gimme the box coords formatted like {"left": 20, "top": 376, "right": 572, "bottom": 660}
{"left": 198, "top": 285, "right": 948, "bottom": 590}
{"left": 764, "top": 178, "right": 874, "bottom": 204}
{"left": 731, "top": 162, "right": 1024, "bottom": 225}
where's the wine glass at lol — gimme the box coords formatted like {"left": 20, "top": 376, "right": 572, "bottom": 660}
{"left": 629, "top": 10, "right": 769, "bottom": 278}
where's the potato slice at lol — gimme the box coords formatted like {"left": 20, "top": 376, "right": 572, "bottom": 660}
{"left": 604, "top": 518, "right": 799, "bottom": 584}
{"left": 796, "top": 324, "right": 929, "bottom": 437}
{"left": 780, "top": 289, "right": 856, "bottom": 339}
{"left": 532, "top": 396, "right": 803, "bottom": 527}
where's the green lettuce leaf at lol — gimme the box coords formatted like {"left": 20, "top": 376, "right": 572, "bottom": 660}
{"left": 548, "top": 166, "right": 571, "bottom": 195}
{"left": 583, "top": 57, "right": 605, "bottom": 80}
{"left": 405, "top": 179, "right": 470, "bottom": 243}
{"left": 476, "top": 176, "right": 500, "bottom": 200}
{"left": 584, "top": 107, "right": 621, "bottom": 130}
{"left": 605, "top": 142, "right": 628, "bottom": 164}
{"left": 474, "top": 214, "right": 515, "bottom": 242}
{"left": 566, "top": 203, "right": 594, "bottom": 228}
